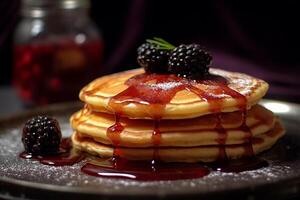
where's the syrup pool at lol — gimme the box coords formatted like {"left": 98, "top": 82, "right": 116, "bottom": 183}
{"left": 81, "top": 158, "right": 210, "bottom": 181}
{"left": 19, "top": 138, "right": 84, "bottom": 166}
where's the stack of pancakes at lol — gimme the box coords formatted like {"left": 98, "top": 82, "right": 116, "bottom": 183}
{"left": 70, "top": 68, "right": 285, "bottom": 162}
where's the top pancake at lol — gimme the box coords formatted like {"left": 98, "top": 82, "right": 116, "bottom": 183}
{"left": 80, "top": 68, "right": 268, "bottom": 119}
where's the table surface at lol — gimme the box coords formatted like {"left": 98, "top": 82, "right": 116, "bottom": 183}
{"left": 0, "top": 86, "right": 24, "bottom": 118}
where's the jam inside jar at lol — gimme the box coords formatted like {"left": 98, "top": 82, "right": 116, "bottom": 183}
{"left": 13, "top": 40, "right": 103, "bottom": 105}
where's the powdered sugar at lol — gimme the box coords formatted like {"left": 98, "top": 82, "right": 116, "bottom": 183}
{"left": 0, "top": 107, "right": 299, "bottom": 196}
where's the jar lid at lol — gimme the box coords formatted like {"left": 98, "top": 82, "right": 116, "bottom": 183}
{"left": 21, "top": 0, "right": 90, "bottom": 17}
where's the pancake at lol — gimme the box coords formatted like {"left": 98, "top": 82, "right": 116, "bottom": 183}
{"left": 79, "top": 68, "right": 269, "bottom": 119}
{"left": 70, "top": 104, "right": 276, "bottom": 147}
{"left": 71, "top": 120, "right": 285, "bottom": 163}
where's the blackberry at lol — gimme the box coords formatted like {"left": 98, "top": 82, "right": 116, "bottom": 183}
{"left": 168, "top": 44, "right": 212, "bottom": 79}
{"left": 22, "top": 116, "right": 62, "bottom": 155}
{"left": 137, "top": 38, "right": 175, "bottom": 73}
{"left": 137, "top": 43, "right": 170, "bottom": 73}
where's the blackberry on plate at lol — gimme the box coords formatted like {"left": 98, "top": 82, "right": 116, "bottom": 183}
{"left": 22, "top": 116, "right": 62, "bottom": 155}
{"left": 137, "top": 37, "right": 175, "bottom": 73}
{"left": 168, "top": 44, "right": 212, "bottom": 79}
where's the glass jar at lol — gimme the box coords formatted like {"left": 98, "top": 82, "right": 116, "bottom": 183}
{"left": 13, "top": 0, "right": 104, "bottom": 105}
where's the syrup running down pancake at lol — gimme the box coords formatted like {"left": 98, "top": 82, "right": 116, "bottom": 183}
{"left": 72, "top": 120, "right": 284, "bottom": 162}
{"left": 71, "top": 67, "right": 284, "bottom": 164}
{"left": 79, "top": 68, "right": 268, "bottom": 119}
{"left": 70, "top": 104, "right": 276, "bottom": 147}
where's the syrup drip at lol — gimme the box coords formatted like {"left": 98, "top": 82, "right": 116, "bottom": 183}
{"left": 106, "top": 113, "right": 125, "bottom": 166}
{"left": 152, "top": 120, "right": 161, "bottom": 146}
{"left": 215, "top": 113, "right": 228, "bottom": 160}
{"left": 151, "top": 120, "right": 161, "bottom": 169}
{"left": 19, "top": 138, "right": 85, "bottom": 166}
{"left": 240, "top": 110, "right": 254, "bottom": 157}
{"left": 107, "top": 114, "right": 124, "bottom": 146}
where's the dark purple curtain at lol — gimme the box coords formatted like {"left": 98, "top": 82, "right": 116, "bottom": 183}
{"left": 0, "top": 0, "right": 19, "bottom": 84}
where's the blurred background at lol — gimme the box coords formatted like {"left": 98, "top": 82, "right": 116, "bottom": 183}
{"left": 0, "top": 0, "right": 299, "bottom": 116}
